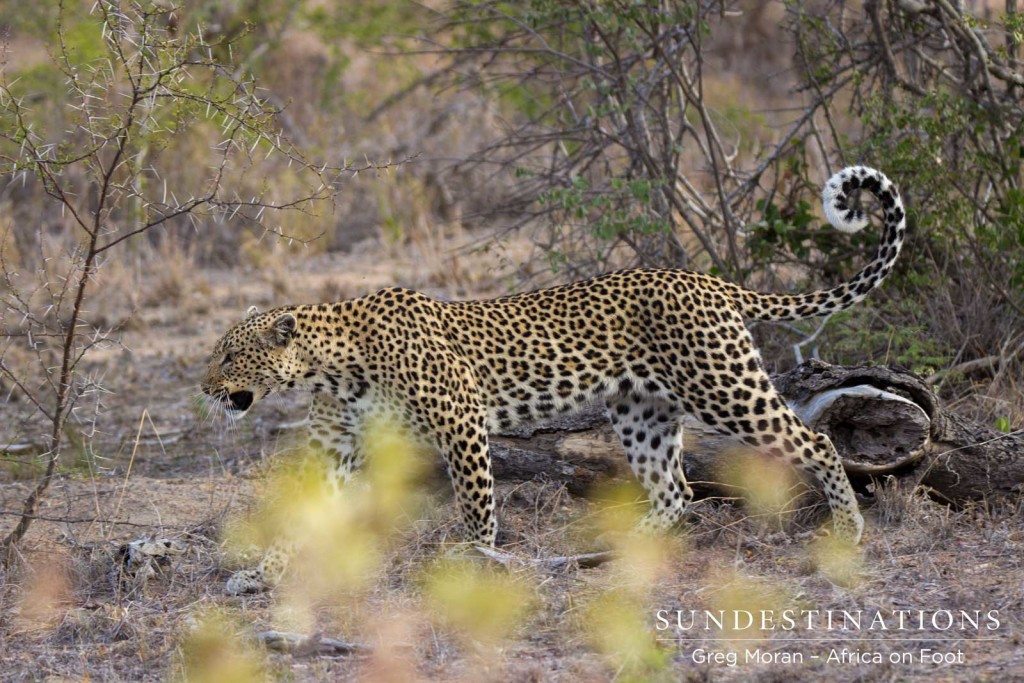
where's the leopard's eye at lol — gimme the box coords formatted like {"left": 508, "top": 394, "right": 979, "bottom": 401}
{"left": 221, "top": 352, "right": 234, "bottom": 367}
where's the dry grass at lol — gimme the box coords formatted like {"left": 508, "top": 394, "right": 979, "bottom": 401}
{"left": 2, "top": 453, "right": 1020, "bottom": 681}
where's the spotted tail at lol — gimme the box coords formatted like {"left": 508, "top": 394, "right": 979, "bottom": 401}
{"left": 734, "top": 166, "right": 906, "bottom": 322}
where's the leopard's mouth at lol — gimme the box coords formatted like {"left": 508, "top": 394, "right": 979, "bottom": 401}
{"left": 227, "top": 390, "right": 254, "bottom": 413}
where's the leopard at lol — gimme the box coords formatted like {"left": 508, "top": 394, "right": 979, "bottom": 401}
{"left": 202, "top": 166, "right": 906, "bottom": 594}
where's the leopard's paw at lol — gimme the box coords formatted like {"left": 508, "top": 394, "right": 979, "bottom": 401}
{"left": 226, "top": 569, "right": 268, "bottom": 595}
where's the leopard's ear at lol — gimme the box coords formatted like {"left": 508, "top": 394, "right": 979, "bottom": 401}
{"left": 263, "top": 313, "right": 296, "bottom": 348}
{"left": 245, "top": 306, "right": 259, "bottom": 320}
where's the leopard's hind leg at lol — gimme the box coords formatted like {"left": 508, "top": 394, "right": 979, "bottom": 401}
{"left": 724, "top": 413, "right": 865, "bottom": 543}
{"left": 607, "top": 395, "right": 693, "bottom": 532}
{"left": 673, "top": 319, "right": 864, "bottom": 543}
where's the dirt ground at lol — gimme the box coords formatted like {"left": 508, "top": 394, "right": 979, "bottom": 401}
{"left": 1, "top": 239, "right": 1022, "bottom": 682}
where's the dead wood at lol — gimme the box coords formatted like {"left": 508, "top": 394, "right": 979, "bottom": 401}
{"left": 256, "top": 631, "right": 370, "bottom": 657}
{"left": 773, "top": 361, "right": 937, "bottom": 473}
{"left": 920, "top": 411, "right": 1024, "bottom": 501}
{"left": 773, "top": 360, "right": 1024, "bottom": 502}
{"left": 489, "top": 441, "right": 615, "bottom": 497}
{"left": 472, "top": 544, "right": 617, "bottom": 570}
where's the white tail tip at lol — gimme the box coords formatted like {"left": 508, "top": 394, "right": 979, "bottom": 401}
{"left": 823, "top": 166, "right": 883, "bottom": 234}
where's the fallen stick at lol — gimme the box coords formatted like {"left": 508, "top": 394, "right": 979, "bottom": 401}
{"left": 545, "top": 550, "right": 617, "bottom": 570}
{"left": 256, "top": 631, "right": 370, "bottom": 657}
{"left": 473, "top": 545, "right": 616, "bottom": 570}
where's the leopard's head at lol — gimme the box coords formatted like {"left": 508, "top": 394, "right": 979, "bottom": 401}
{"left": 201, "top": 306, "right": 305, "bottom": 417}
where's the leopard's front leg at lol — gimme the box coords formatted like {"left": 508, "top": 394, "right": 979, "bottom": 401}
{"left": 431, "top": 400, "right": 496, "bottom": 546}
{"left": 225, "top": 394, "right": 366, "bottom": 594}
{"left": 226, "top": 538, "right": 297, "bottom": 595}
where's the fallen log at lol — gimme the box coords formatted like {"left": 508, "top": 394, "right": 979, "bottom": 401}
{"left": 915, "top": 410, "right": 1024, "bottom": 501}
{"left": 773, "top": 361, "right": 1024, "bottom": 502}
{"left": 772, "top": 361, "right": 937, "bottom": 473}
{"left": 488, "top": 360, "right": 1024, "bottom": 506}
{"left": 490, "top": 440, "right": 616, "bottom": 497}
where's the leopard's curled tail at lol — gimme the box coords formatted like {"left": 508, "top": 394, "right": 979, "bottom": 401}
{"left": 733, "top": 166, "right": 906, "bottom": 322}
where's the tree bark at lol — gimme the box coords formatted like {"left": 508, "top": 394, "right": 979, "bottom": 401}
{"left": 773, "top": 360, "right": 1024, "bottom": 502}
{"left": 488, "top": 360, "right": 1024, "bottom": 505}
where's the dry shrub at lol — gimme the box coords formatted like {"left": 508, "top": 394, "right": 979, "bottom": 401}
{"left": 140, "top": 241, "right": 211, "bottom": 310}
{"left": 870, "top": 476, "right": 957, "bottom": 550}
{"left": 872, "top": 476, "right": 927, "bottom": 528}
{"left": 806, "top": 533, "right": 865, "bottom": 588}
{"left": 423, "top": 560, "right": 537, "bottom": 648}
{"left": 569, "top": 481, "right": 686, "bottom": 680}
{"left": 0, "top": 205, "right": 22, "bottom": 273}
{"left": 222, "top": 417, "right": 432, "bottom": 632}
{"left": 582, "top": 589, "right": 672, "bottom": 681}
{"left": 177, "top": 610, "right": 267, "bottom": 683}
{"left": 258, "top": 29, "right": 334, "bottom": 139}
{"left": 715, "top": 448, "right": 808, "bottom": 536}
